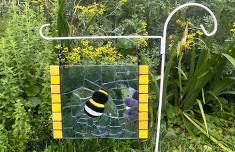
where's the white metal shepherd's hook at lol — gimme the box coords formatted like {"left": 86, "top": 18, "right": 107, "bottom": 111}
{"left": 39, "top": 2, "right": 218, "bottom": 152}
{"left": 156, "top": 3, "right": 217, "bottom": 152}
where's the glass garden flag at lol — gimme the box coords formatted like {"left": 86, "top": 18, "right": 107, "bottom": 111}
{"left": 50, "top": 64, "right": 149, "bottom": 139}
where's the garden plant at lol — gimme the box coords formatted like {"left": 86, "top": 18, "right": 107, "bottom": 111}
{"left": 0, "top": 0, "right": 234, "bottom": 152}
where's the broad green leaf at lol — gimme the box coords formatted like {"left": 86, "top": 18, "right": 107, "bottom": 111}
{"left": 220, "top": 91, "right": 235, "bottom": 96}
{"left": 209, "top": 77, "right": 235, "bottom": 95}
{"left": 177, "top": 53, "right": 184, "bottom": 100}
{"left": 208, "top": 91, "right": 223, "bottom": 111}
{"left": 176, "top": 67, "right": 188, "bottom": 80}
{"left": 163, "top": 50, "right": 177, "bottom": 108}
{"left": 228, "top": 77, "right": 235, "bottom": 80}
{"left": 176, "top": 42, "right": 182, "bottom": 56}
{"left": 222, "top": 53, "right": 235, "bottom": 67}
{"left": 183, "top": 112, "right": 233, "bottom": 152}
{"left": 197, "top": 71, "right": 209, "bottom": 79}
{"left": 189, "top": 49, "right": 196, "bottom": 78}
{"left": 197, "top": 99, "right": 209, "bottom": 135}
{"left": 202, "top": 88, "right": 206, "bottom": 104}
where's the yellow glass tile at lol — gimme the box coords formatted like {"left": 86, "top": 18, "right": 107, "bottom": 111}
{"left": 51, "top": 85, "right": 61, "bottom": 94}
{"left": 50, "top": 65, "right": 60, "bottom": 75}
{"left": 51, "top": 94, "right": 61, "bottom": 103}
{"left": 139, "top": 65, "right": 149, "bottom": 75}
{"left": 139, "top": 103, "right": 148, "bottom": 112}
{"left": 53, "top": 122, "right": 62, "bottom": 130}
{"left": 52, "top": 104, "right": 61, "bottom": 112}
{"left": 51, "top": 76, "right": 60, "bottom": 84}
{"left": 139, "top": 85, "right": 148, "bottom": 94}
{"left": 139, "top": 130, "right": 148, "bottom": 139}
{"left": 52, "top": 113, "right": 62, "bottom": 121}
{"left": 139, "top": 121, "right": 148, "bottom": 129}
{"left": 139, "top": 112, "right": 148, "bottom": 121}
{"left": 139, "top": 75, "right": 149, "bottom": 84}
{"left": 139, "top": 94, "right": 148, "bottom": 103}
{"left": 53, "top": 130, "right": 63, "bottom": 139}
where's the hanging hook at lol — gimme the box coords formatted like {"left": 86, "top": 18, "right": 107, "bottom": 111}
{"left": 163, "top": 3, "right": 218, "bottom": 37}
{"left": 160, "top": 3, "right": 218, "bottom": 54}
{"left": 39, "top": 24, "right": 51, "bottom": 40}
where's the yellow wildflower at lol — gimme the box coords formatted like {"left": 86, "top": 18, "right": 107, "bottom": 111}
{"left": 64, "top": 41, "right": 121, "bottom": 64}
{"left": 80, "top": 40, "right": 89, "bottom": 47}
{"left": 119, "top": 0, "right": 128, "bottom": 6}
{"left": 176, "top": 19, "right": 189, "bottom": 28}
{"left": 135, "top": 21, "right": 148, "bottom": 47}
{"left": 66, "top": 47, "right": 81, "bottom": 64}
{"left": 136, "top": 38, "right": 148, "bottom": 47}
{"left": 74, "top": 2, "right": 105, "bottom": 18}
{"left": 196, "top": 31, "right": 204, "bottom": 36}
{"left": 181, "top": 33, "right": 196, "bottom": 50}
{"left": 181, "top": 41, "right": 190, "bottom": 49}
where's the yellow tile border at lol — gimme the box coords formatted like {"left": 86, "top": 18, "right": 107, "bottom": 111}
{"left": 139, "top": 130, "right": 148, "bottom": 139}
{"left": 139, "top": 65, "right": 149, "bottom": 75}
{"left": 139, "top": 75, "right": 149, "bottom": 85}
{"left": 51, "top": 75, "right": 60, "bottom": 84}
{"left": 52, "top": 113, "right": 62, "bottom": 122}
{"left": 53, "top": 130, "right": 63, "bottom": 139}
{"left": 138, "top": 65, "right": 149, "bottom": 139}
{"left": 139, "top": 85, "right": 148, "bottom": 94}
{"left": 50, "top": 65, "right": 63, "bottom": 139}
{"left": 139, "top": 121, "right": 148, "bottom": 129}
{"left": 50, "top": 65, "right": 60, "bottom": 75}
{"left": 139, "top": 94, "right": 148, "bottom": 103}
{"left": 139, "top": 103, "right": 148, "bottom": 112}
{"left": 51, "top": 85, "right": 61, "bottom": 94}
{"left": 52, "top": 103, "right": 62, "bottom": 113}
{"left": 139, "top": 112, "right": 148, "bottom": 121}
{"left": 51, "top": 94, "right": 61, "bottom": 103}
{"left": 53, "top": 122, "right": 63, "bottom": 130}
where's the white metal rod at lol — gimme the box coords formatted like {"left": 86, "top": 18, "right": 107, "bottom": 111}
{"left": 155, "top": 46, "right": 166, "bottom": 152}
{"left": 155, "top": 3, "right": 218, "bottom": 152}
{"left": 39, "top": 24, "right": 162, "bottom": 40}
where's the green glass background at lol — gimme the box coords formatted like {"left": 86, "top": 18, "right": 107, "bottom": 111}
{"left": 60, "top": 65, "right": 139, "bottom": 139}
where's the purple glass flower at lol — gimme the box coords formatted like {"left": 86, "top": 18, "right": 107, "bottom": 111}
{"left": 124, "top": 87, "right": 139, "bottom": 122}
{"left": 124, "top": 97, "right": 138, "bottom": 107}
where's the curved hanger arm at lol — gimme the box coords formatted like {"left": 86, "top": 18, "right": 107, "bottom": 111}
{"left": 161, "top": 3, "right": 218, "bottom": 54}
{"left": 39, "top": 24, "right": 162, "bottom": 40}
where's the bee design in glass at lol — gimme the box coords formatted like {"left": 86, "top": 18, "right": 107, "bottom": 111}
{"left": 84, "top": 89, "right": 109, "bottom": 117}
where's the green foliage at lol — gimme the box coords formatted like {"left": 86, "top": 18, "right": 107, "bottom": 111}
{"left": 0, "top": 0, "right": 56, "bottom": 151}
{"left": 0, "top": 124, "right": 9, "bottom": 151}
{"left": 12, "top": 100, "right": 31, "bottom": 152}
{"left": 161, "top": 1, "right": 235, "bottom": 150}
{"left": 59, "top": 0, "right": 150, "bottom": 62}
{"left": 0, "top": 0, "right": 234, "bottom": 151}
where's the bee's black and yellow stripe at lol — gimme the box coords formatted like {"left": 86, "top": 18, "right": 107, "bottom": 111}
{"left": 84, "top": 89, "right": 109, "bottom": 118}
